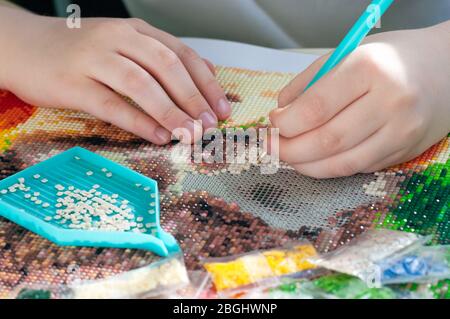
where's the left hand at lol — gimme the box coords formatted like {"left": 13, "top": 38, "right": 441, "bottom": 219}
{"left": 270, "top": 22, "right": 450, "bottom": 179}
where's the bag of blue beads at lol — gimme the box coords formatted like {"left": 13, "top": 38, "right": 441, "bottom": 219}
{"left": 376, "top": 245, "right": 450, "bottom": 285}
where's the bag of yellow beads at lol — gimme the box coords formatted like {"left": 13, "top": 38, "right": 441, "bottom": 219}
{"left": 202, "top": 242, "right": 318, "bottom": 296}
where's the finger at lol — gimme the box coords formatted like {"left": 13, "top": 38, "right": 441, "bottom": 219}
{"left": 119, "top": 33, "right": 218, "bottom": 131}
{"left": 203, "top": 58, "right": 216, "bottom": 75}
{"left": 278, "top": 93, "right": 385, "bottom": 164}
{"left": 361, "top": 148, "right": 409, "bottom": 173}
{"left": 88, "top": 54, "right": 197, "bottom": 143}
{"left": 270, "top": 52, "right": 371, "bottom": 138}
{"left": 291, "top": 126, "right": 403, "bottom": 179}
{"left": 362, "top": 142, "right": 431, "bottom": 173}
{"left": 278, "top": 53, "right": 330, "bottom": 107}
{"left": 74, "top": 79, "right": 171, "bottom": 145}
{"left": 127, "top": 18, "right": 232, "bottom": 120}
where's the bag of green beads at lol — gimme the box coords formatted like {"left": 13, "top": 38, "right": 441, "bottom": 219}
{"left": 304, "top": 273, "right": 397, "bottom": 299}
{"left": 239, "top": 277, "right": 315, "bottom": 299}
{"left": 302, "top": 274, "right": 433, "bottom": 299}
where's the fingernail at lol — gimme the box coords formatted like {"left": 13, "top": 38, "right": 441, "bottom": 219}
{"left": 268, "top": 110, "right": 278, "bottom": 126}
{"left": 217, "top": 98, "right": 232, "bottom": 118}
{"left": 155, "top": 127, "right": 171, "bottom": 143}
{"left": 199, "top": 112, "right": 217, "bottom": 129}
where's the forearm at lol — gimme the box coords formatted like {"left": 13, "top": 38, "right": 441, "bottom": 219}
{"left": 0, "top": 5, "right": 43, "bottom": 89}
{"left": 0, "top": 0, "right": 25, "bottom": 10}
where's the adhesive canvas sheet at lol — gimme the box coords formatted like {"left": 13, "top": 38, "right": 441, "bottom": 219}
{"left": 181, "top": 38, "right": 320, "bottom": 72}
{"left": 0, "top": 40, "right": 449, "bottom": 298}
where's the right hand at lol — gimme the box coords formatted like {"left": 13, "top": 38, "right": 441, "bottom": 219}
{"left": 0, "top": 13, "right": 231, "bottom": 144}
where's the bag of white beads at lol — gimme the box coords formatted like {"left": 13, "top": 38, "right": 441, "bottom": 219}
{"left": 309, "top": 229, "right": 427, "bottom": 286}
{"left": 11, "top": 254, "right": 189, "bottom": 299}
{"left": 69, "top": 253, "right": 189, "bottom": 299}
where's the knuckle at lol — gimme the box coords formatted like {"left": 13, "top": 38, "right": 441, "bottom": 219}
{"left": 123, "top": 68, "right": 150, "bottom": 93}
{"left": 278, "top": 88, "right": 292, "bottom": 107}
{"left": 94, "top": 20, "right": 130, "bottom": 37}
{"left": 393, "top": 88, "right": 420, "bottom": 112}
{"left": 318, "top": 129, "right": 342, "bottom": 152}
{"left": 157, "top": 47, "right": 181, "bottom": 70}
{"left": 127, "top": 17, "right": 146, "bottom": 27}
{"left": 204, "top": 77, "right": 220, "bottom": 91}
{"left": 178, "top": 45, "right": 200, "bottom": 62}
{"left": 403, "top": 115, "right": 426, "bottom": 140}
{"left": 91, "top": 21, "right": 111, "bottom": 35}
{"left": 100, "top": 97, "right": 120, "bottom": 120}
{"left": 301, "top": 95, "right": 327, "bottom": 125}
{"left": 355, "top": 51, "right": 383, "bottom": 77}
{"left": 130, "top": 110, "right": 146, "bottom": 133}
{"left": 160, "top": 105, "right": 178, "bottom": 124}
{"left": 85, "top": 20, "right": 132, "bottom": 48}
{"left": 111, "top": 19, "right": 132, "bottom": 34}
{"left": 183, "top": 91, "right": 205, "bottom": 109}
{"left": 334, "top": 160, "right": 359, "bottom": 177}
{"left": 390, "top": 89, "right": 424, "bottom": 140}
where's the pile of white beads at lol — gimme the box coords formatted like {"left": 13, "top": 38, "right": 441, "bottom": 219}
{"left": 53, "top": 184, "right": 157, "bottom": 234}
{"left": 1, "top": 177, "right": 29, "bottom": 194}
{"left": 0, "top": 177, "right": 52, "bottom": 209}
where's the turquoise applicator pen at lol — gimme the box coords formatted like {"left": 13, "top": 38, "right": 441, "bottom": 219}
{"left": 304, "top": 0, "right": 394, "bottom": 91}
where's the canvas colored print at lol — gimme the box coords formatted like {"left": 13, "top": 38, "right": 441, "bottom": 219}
{"left": 0, "top": 66, "right": 449, "bottom": 299}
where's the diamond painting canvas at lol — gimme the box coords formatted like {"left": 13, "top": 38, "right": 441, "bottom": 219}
{"left": 0, "top": 66, "right": 449, "bottom": 298}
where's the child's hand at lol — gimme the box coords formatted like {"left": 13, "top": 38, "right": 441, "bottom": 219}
{"left": 270, "top": 23, "right": 450, "bottom": 178}
{"left": 0, "top": 11, "right": 231, "bottom": 144}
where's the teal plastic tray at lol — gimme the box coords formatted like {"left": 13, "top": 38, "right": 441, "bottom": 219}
{"left": 0, "top": 147, "right": 179, "bottom": 256}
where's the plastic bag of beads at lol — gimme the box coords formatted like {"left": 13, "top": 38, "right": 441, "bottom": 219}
{"left": 307, "top": 274, "right": 435, "bottom": 299}
{"left": 240, "top": 268, "right": 332, "bottom": 299}
{"left": 374, "top": 245, "right": 450, "bottom": 285}
{"left": 70, "top": 253, "right": 189, "bottom": 299}
{"left": 10, "top": 284, "right": 73, "bottom": 299}
{"left": 239, "top": 271, "right": 423, "bottom": 300}
{"left": 202, "top": 241, "right": 318, "bottom": 296}
{"left": 239, "top": 277, "right": 316, "bottom": 299}
{"left": 9, "top": 255, "right": 189, "bottom": 299}
{"left": 310, "top": 229, "right": 426, "bottom": 284}
{"left": 302, "top": 273, "right": 398, "bottom": 299}
{"left": 160, "top": 270, "right": 217, "bottom": 299}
